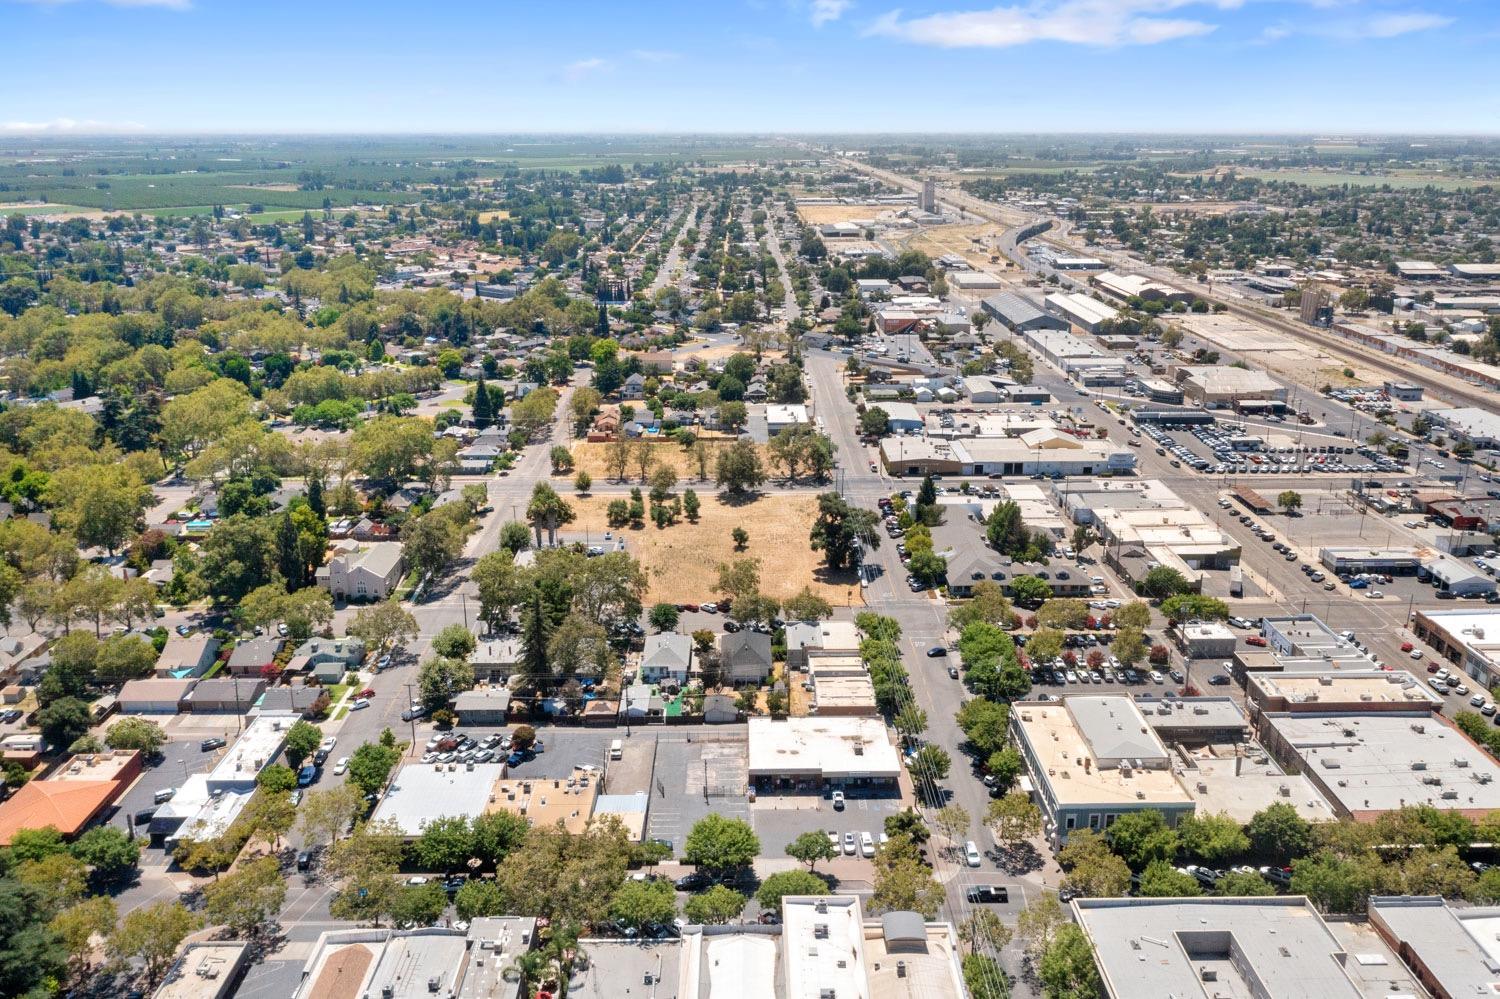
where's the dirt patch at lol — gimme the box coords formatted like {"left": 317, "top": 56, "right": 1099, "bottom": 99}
{"left": 796, "top": 204, "right": 898, "bottom": 226}
{"left": 567, "top": 439, "right": 770, "bottom": 482}
{"left": 901, "top": 223, "right": 1010, "bottom": 273}
{"left": 477, "top": 210, "right": 511, "bottom": 223}
{"left": 567, "top": 492, "right": 855, "bottom": 606}
{"left": 227, "top": 183, "right": 302, "bottom": 192}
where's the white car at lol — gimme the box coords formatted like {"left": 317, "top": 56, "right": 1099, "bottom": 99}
{"left": 826, "top": 830, "right": 840, "bottom": 849}
{"left": 860, "top": 832, "right": 876, "bottom": 858}
{"left": 1149, "top": 670, "right": 1164, "bottom": 684}
{"left": 1409, "top": 649, "right": 1424, "bottom": 660}
{"left": 832, "top": 790, "right": 846, "bottom": 810}
{"left": 843, "top": 832, "right": 858, "bottom": 855}
{"left": 1366, "top": 590, "right": 1383, "bottom": 599}
{"left": 333, "top": 756, "right": 349, "bottom": 776}
{"left": 964, "top": 841, "right": 982, "bottom": 867}
{"left": 320, "top": 736, "right": 337, "bottom": 753}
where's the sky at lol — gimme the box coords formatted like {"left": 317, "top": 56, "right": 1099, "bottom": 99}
{"left": 2, "top": 0, "right": 1497, "bottom": 135}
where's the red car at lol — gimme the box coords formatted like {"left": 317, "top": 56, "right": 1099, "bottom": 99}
{"left": 359, "top": 689, "right": 376, "bottom": 700}
{"left": 1244, "top": 636, "right": 1268, "bottom": 647}
{"left": 1427, "top": 662, "right": 1441, "bottom": 673}
{"left": 1400, "top": 642, "right": 1414, "bottom": 653}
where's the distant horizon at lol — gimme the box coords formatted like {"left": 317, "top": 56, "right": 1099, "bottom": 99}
{"left": 3, "top": 0, "right": 1494, "bottom": 135}
{"left": 4, "top": 129, "right": 1500, "bottom": 140}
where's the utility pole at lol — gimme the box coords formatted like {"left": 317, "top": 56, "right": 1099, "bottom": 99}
{"left": 405, "top": 682, "right": 418, "bottom": 749}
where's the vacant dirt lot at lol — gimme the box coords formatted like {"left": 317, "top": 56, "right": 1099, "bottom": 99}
{"left": 796, "top": 204, "right": 896, "bottom": 226}
{"left": 567, "top": 492, "right": 855, "bottom": 606}
{"left": 566, "top": 439, "right": 769, "bottom": 482}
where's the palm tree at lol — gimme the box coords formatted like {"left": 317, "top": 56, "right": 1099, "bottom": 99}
{"left": 526, "top": 482, "right": 576, "bottom": 548}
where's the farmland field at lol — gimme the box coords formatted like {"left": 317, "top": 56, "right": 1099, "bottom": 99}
{"left": 1230, "top": 168, "right": 1492, "bottom": 190}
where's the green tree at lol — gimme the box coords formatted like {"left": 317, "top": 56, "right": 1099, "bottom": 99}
{"left": 955, "top": 698, "right": 1011, "bottom": 757}
{"left": 108, "top": 900, "right": 200, "bottom": 987}
{"left": 346, "top": 741, "right": 402, "bottom": 797}
{"left": 202, "top": 855, "right": 287, "bottom": 936}
{"left": 1216, "top": 870, "right": 1275, "bottom": 896}
{"left": 1038, "top": 923, "right": 1102, "bottom": 998}
{"left": 390, "top": 882, "right": 449, "bottom": 927}
{"left": 1142, "top": 566, "right": 1191, "bottom": 600}
{"left": 987, "top": 791, "right": 1042, "bottom": 849}
{"left": 649, "top": 602, "right": 680, "bottom": 632}
{"left": 1178, "top": 811, "right": 1248, "bottom": 863}
{"left": 683, "top": 884, "right": 746, "bottom": 925}
{"left": 809, "top": 491, "right": 881, "bottom": 570}
{"left": 1107, "top": 810, "right": 1179, "bottom": 868}
{"left": 431, "top": 623, "right": 477, "bottom": 660}
{"left": 871, "top": 844, "right": 943, "bottom": 918}
{"left": 257, "top": 763, "right": 298, "bottom": 794}
{"left": 1113, "top": 601, "right": 1152, "bottom": 630}
{"left": 609, "top": 878, "right": 677, "bottom": 929}
{"left": 714, "top": 439, "right": 766, "bottom": 495}
{"left": 1112, "top": 627, "right": 1146, "bottom": 667}
{"left": 1277, "top": 489, "right": 1303, "bottom": 515}
{"left": 50, "top": 895, "right": 116, "bottom": 979}
{"left": 1246, "top": 802, "right": 1315, "bottom": 864}
{"left": 37, "top": 697, "right": 91, "bottom": 750}
{"left": 417, "top": 655, "right": 476, "bottom": 710}
{"left": 455, "top": 879, "right": 509, "bottom": 920}
{"left": 782, "top": 586, "right": 834, "bottom": 621}
{"left": 284, "top": 720, "right": 322, "bottom": 768}
{"left": 1138, "top": 860, "right": 1200, "bottom": 897}
{"left": 786, "top": 830, "right": 839, "bottom": 872}
{"left": 105, "top": 716, "right": 167, "bottom": 756}
{"left": 1008, "top": 574, "right": 1051, "bottom": 608}
{"left": 756, "top": 869, "right": 830, "bottom": 910}
{"left": 94, "top": 634, "right": 157, "bottom": 683}
{"left": 1159, "top": 593, "right": 1230, "bottom": 623}
{"left": 1058, "top": 830, "right": 1131, "bottom": 898}
{"left": 346, "top": 599, "right": 419, "bottom": 653}
{"left": 70, "top": 826, "right": 141, "bottom": 885}
{"left": 684, "top": 815, "right": 760, "bottom": 872}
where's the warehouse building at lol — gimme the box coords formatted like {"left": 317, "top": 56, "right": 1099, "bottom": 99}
{"left": 1429, "top": 406, "right": 1500, "bottom": 449}
{"left": 981, "top": 292, "right": 1069, "bottom": 333}
{"left": 1044, "top": 292, "right": 1117, "bottom": 333}
{"left": 1368, "top": 896, "right": 1500, "bottom": 998}
{"left": 1413, "top": 608, "right": 1500, "bottom": 687}
{"left": 1091, "top": 271, "right": 1192, "bottom": 304}
{"left": 1424, "top": 554, "right": 1496, "bottom": 597}
{"left": 1171, "top": 365, "right": 1288, "bottom": 407}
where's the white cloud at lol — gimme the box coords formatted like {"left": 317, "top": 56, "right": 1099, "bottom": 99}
{"left": 0, "top": 118, "right": 146, "bottom": 133}
{"left": 628, "top": 48, "right": 681, "bottom": 62}
{"left": 1338, "top": 10, "right": 1452, "bottom": 37}
{"left": 562, "top": 57, "right": 610, "bottom": 81}
{"left": 866, "top": 0, "right": 1218, "bottom": 48}
{"left": 811, "top": 0, "right": 853, "bottom": 25}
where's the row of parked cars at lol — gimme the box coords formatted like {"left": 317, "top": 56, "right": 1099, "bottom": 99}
{"left": 420, "top": 730, "right": 546, "bottom": 767}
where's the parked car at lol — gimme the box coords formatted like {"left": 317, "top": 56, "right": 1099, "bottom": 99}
{"left": 964, "top": 841, "right": 982, "bottom": 867}
{"left": 199, "top": 737, "right": 226, "bottom": 752}
{"left": 966, "top": 885, "right": 1009, "bottom": 904}
{"left": 831, "top": 790, "right": 846, "bottom": 810}
{"left": 843, "top": 832, "right": 857, "bottom": 855}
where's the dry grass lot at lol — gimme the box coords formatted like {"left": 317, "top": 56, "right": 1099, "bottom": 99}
{"left": 902, "top": 223, "right": 1007, "bottom": 271}
{"left": 567, "top": 439, "right": 770, "bottom": 482}
{"left": 567, "top": 492, "right": 855, "bottom": 606}
{"left": 796, "top": 204, "right": 893, "bottom": 225}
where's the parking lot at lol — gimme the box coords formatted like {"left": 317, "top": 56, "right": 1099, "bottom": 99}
{"left": 646, "top": 732, "right": 751, "bottom": 853}
{"left": 1144, "top": 423, "right": 1401, "bottom": 477}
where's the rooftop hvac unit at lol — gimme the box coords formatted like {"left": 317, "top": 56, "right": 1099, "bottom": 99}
{"left": 1442, "top": 790, "right": 1460, "bottom": 800}
{"left": 1319, "top": 676, "right": 1334, "bottom": 686}
{"left": 1412, "top": 762, "right": 1428, "bottom": 771}
{"left": 428, "top": 976, "right": 441, "bottom": 993}
{"left": 814, "top": 924, "right": 829, "bottom": 939}
{"left": 1279, "top": 784, "right": 1291, "bottom": 796}
{"left": 1412, "top": 723, "right": 1427, "bottom": 734}
{"left": 1457, "top": 759, "right": 1472, "bottom": 769}
{"left": 821, "top": 990, "right": 837, "bottom": 999}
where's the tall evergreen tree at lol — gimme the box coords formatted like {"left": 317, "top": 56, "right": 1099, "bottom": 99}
{"left": 307, "top": 476, "right": 326, "bottom": 519}
{"left": 520, "top": 593, "right": 551, "bottom": 681}
{"left": 472, "top": 379, "right": 493, "bottom": 430}
{"left": 276, "top": 514, "right": 302, "bottom": 590}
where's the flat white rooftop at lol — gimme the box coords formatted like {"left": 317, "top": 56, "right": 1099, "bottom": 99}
{"left": 747, "top": 717, "right": 900, "bottom": 780}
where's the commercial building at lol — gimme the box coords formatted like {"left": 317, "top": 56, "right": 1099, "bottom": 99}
{"left": 317, "top": 540, "right": 405, "bottom": 602}
{"left": 806, "top": 655, "right": 877, "bottom": 716}
{"left": 150, "top": 774, "right": 254, "bottom": 847}
{"left": 747, "top": 716, "right": 901, "bottom": 794}
{"left": 1413, "top": 608, "right": 1500, "bottom": 686}
{"left": 1074, "top": 896, "right": 1421, "bottom": 999}
{"left": 206, "top": 713, "right": 293, "bottom": 793}
{"left": 1141, "top": 696, "right": 1248, "bottom": 745}
{"left": 1178, "top": 621, "right": 1238, "bottom": 658}
{"left": 1011, "top": 696, "right": 1195, "bottom": 845}
{"left": 0, "top": 750, "right": 141, "bottom": 845}
{"left": 294, "top": 928, "right": 473, "bottom": 999}
{"left": 766, "top": 404, "right": 809, "bottom": 435}
{"left": 877, "top": 400, "right": 923, "bottom": 432}
{"left": 1257, "top": 710, "right": 1500, "bottom": 821}
{"left": 981, "top": 292, "right": 1069, "bottom": 333}
{"left": 1171, "top": 364, "right": 1288, "bottom": 406}
{"left": 1318, "top": 547, "right": 1422, "bottom": 575}
{"left": 1425, "top": 554, "right": 1497, "bottom": 597}
{"left": 1247, "top": 670, "right": 1441, "bottom": 715}
{"left": 1044, "top": 292, "right": 1117, "bottom": 333}
{"left": 785, "top": 619, "right": 860, "bottom": 671}
{"left": 782, "top": 895, "right": 964, "bottom": 999}
{"left": 1057, "top": 478, "right": 1238, "bottom": 588}
{"left": 948, "top": 270, "right": 1005, "bottom": 291}
{"left": 879, "top": 434, "right": 1135, "bottom": 479}
{"left": 152, "top": 942, "right": 250, "bottom": 999}
{"left": 1368, "top": 895, "right": 1500, "bottom": 999}
{"left": 371, "top": 762, "right": 600, "bottom": 837}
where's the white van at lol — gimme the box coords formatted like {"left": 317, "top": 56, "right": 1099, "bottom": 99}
{"left": 609, "top": 739, "right": 623, "bottom": 761}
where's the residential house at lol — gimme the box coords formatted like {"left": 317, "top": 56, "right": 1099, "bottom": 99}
{"left": 469, "top": 638, "right": 522, "bottom": 684}
{"left": 702, "top": 693, "right": 740, "bottom": 724}
{"left": 226, "top": 637, "right": 283, "bottom": 678}
{"left": 639, "top": 633, "right": 693, "bottom": 685}
{"left": 119, "top": 677, "right": 196, "bottom": 714}
{"left": 454, "top": 687, "right": 512, "bottom": 725}
{"left": 318, "top": 541, "right": 405, "bottom": 602}
{"left": 255, "top": 685, "right": 324, "bottom": 716}
{"left": 719, "top": 631, "right": 773, "bottom": 684}
{"left": 287, "top": 637, "right": 365, "bottom": 684}
{"left": 184, "top": 677, "right": 266, "bottom": 714}
{"left": 621, "top": 683, "right": 664, "bottom": 721}
{"left": 620, "top": 373, "right": 646, "bottom": 400}
{"left": 155, "top": 634, "right": 220, "bottom": 680}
